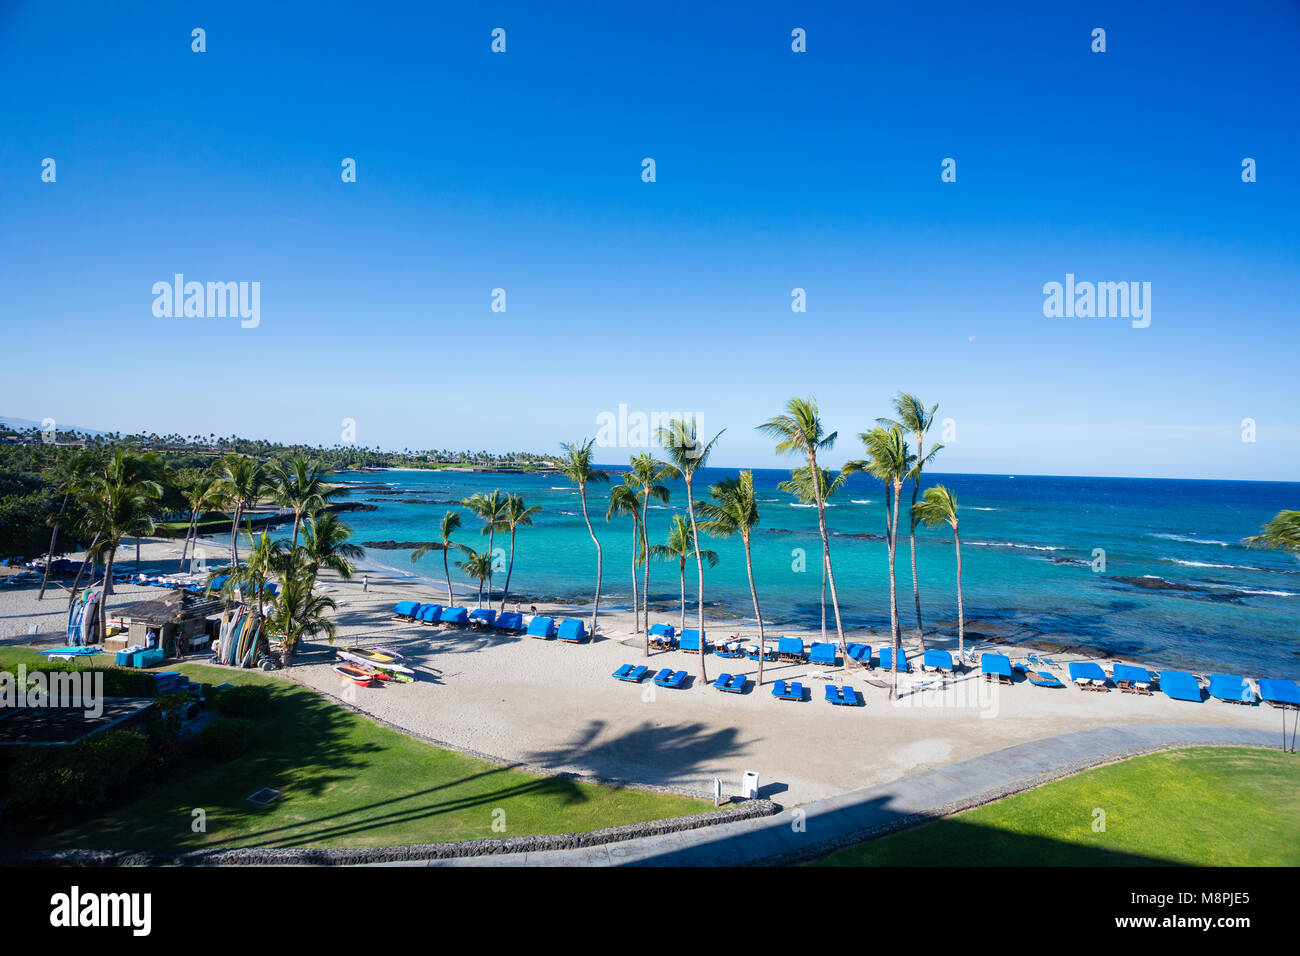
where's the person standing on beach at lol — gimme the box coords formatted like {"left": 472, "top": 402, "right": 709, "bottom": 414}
{"left": 362, "top": 574, "right": 369, "bottom": 592}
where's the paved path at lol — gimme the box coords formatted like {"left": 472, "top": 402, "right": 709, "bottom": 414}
{"left": 388, "top": 724, "right": 1281, "bottom": 866}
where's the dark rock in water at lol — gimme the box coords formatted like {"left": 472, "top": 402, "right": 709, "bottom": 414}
{"left": 367, "top": 497, "right": 461, "bottom": 505}
{"left": 361, "top": 540, "right": 427, "bottom": 550}
{"left": 332, "top": 502, "right": 378, "bottom": 513}
{"left": 1109, "top": 576, "right": 1240, "bottom": 602}
{"left": 1048, "top": 556, "right": 1091, "bottom": 567}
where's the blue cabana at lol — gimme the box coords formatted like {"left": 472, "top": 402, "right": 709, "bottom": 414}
{"left": 1067, "top": 661, "right": 1108, "bottom": 685}
{"left": 879, "top": 647, "right": 910, "bottom": 672}
{"left": 1112, "top": 664, "right": 1153, "bottom": 686}
{"left": 846, "top": 643, "right": 872, "bottom": 664}
{"left": 648, "top": 622, "right": 675, "bottom": 639}
{"left": 393, "top": 600, "right": 419, "bottom": 618}
{"left": 1208, "top": 674, "right": 1256, "bottom": 704}
{"left": 440, "top": 606, "right": 469, "bottom": 625}
{"left": 526, "top": 615, "right": 556, "bottom": 638}
{"left": 418, "top": 604, "right": 443, "bottom": 623}
{"left": 923, "top": 649, "right": 954, "bottom": 672}
{"left": 679, "top": 628, "right": 706, "bottom": 652}
{"left": 1259, "top": 678, "right": 1300, "bottom": 708}
{"left": 776, "top": 637, "right": 805, "bottom": 661}
{"left": 809, "top": 642, "right": 837, "bottom": 665}
{"left": 1160, "top": 670, "right": 1204, "bottom": 702}
{"left": 981, "top": 652, "right": 1012, "bottom": 682}
{"left": 468, "top": 608, "right": 497, "bottom": 627}
{"left": 495, "top": 611, "right": 524, "bottom": 632}
{"left": 557, "top": 618, "right": 588, "bottom": 643}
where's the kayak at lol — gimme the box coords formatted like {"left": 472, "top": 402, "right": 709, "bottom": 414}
{"left": 338, "top": 649, "right": 414, "bottom": 676}
{"left": 341, "top": 645, "right": 405, "bottom": 665}
{"left": 332, "top": 662, "right": 376, "bottom": 686}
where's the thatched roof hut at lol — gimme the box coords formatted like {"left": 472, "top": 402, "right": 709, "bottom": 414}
{"left": 115, "top": 589, "right": 224, "bottom": 656}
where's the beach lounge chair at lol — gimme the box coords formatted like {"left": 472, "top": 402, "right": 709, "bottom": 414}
{"left": 809, "top": 642, "right": 838, "bottom": 666}
{"left": 713, "top": 639, "right": 744, "bottom": 659}
{"left": 495, "top": 611, "right": 525, "bottom": 632}
{"left": 1208, "top": 673, "right": 1256, "bottom": 705}
{"left": 526, "top": 615, "right": 557, "bottom": 639}
{"left": 468, "top": 608, "right": 497, "bottom": 628}
{"left": 745, "top": 642, "right": 778, "bottom": 662}
{"left": 440, "top": 606, "right": 469, "bottom": 626}
{"left": 418, "top": 604, "right": 443, "bottom": 624}
{"left": 612, "top": 664, "right": 649, "bottom": 683}
{"left": 981, "top": 652, "right": 1012, "bottom": 684}
{"left": 1021, "top": 667, "right": 1064, "bottom": 688}
{"left": 825, "top": 684, "right": 859, "bottom": 706}
{"left": 1259, "top": 678, "right": 1300, "bottom": 710}
{"left": 1112, "top": 664, "right": 1154, "bottom": 694}
{"left": 653, "top": 668, "right": 687, "bottom": 689}
{"left": 1067, "top": 661, "right": 1109, "bottom": 690}
{"left": 713, "top": 673, "right": 747, "bottom": 694}
{"left": 772, "top": 680, "right": 803, "bottom": 701}
{"left": 879, "top": 647, "right": 910, "bottom": 672}
{"left": 776, "top": 637, "right": 806, "bottom": 662}
{"left": 923, "top": 649, "right": 954, "bottom": 673}
{"left": 648, "top": 623, "right": 676, "bottom": 648}
{"left": 1159, "top": 670, "right": 1204, "bottom": 703}
{"left": 679, "top": 629, "right": 706, "bottom": 653}
{"left": 557, "top": 618, "right": 588, "bottom": 643}
{"left": 846, "top": 643, "right": 872, "bottom": 666}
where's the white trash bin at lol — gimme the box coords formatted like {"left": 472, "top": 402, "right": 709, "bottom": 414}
{"left": 742, "top": 771, "right": 760, "bottom": 800}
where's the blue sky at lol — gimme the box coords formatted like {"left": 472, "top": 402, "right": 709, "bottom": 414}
{"left": 1, "top": 1, "right": 1297, "bottom": 479}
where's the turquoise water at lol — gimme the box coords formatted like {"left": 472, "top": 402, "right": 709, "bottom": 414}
{"left": 330, "top": 468, "right": 1299, "bottom": 679}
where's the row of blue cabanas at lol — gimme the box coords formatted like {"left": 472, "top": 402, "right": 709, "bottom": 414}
{"left": 393, "top": 600, "right": 588, "bottom": 642}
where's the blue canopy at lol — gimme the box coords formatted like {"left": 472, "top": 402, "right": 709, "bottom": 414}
{"left": 557, "top": 618, "right": 587, "bottom": 642}
{"left": 679, "top": 628, "right": 705, "bottom": 651}
{"left": 526, "top": 615, "right": 556, "bottom": 637}
{"left": 777, "top": 637, "right": 805, "bottom": 658}
{"left": 469, "top": 608, "right": 497, "bottom": 626}
{"left": 924, "top": 649, "right": 954, "bottom": 671}
{"left": 1067, "top": 661, "right": 1107, "bottom": 683}
{"left": 879, "top": 647, "right": 908, "bottom": 670}
{"left": 393, "top": 600, "right": 418, "bottom": 617}
{"left": 809, "top": 642, "right": 837, "bottom": 664}
{"left": 1160, "top": 670, "right": 1203, "bottom": 702}
{"left": 440, "top": 606, "right": 468, "bottom": 624}
{"left": 1208, "top": 673, "right": 1256, "bottom": 704}
{"left": 981, "top": 653, "right": 1012, "bottom": 677}
{"left": 496, "top": 611, "right": 524, "bottom": 631}
{"left": 418, "top": 604, "right": 443, "bottom": 623}
{"left": 1259, "top": 678, "right": 1300, "bottom": 707}
{"left": 846, "top": 643, "right": 872, "bottom": 662}
{"left": 648, "top": 623, "right": 675, "bottom": 638}
{"left": 1112, "top": 664, "right": 1152, "bottom": 685}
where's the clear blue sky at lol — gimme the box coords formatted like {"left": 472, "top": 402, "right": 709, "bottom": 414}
{"left": 2, "top": 1, "right": 1297, "bottom": 479}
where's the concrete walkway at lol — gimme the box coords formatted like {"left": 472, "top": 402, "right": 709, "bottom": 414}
{"left": 391, "top": 724, "right": 1282, "bottom": 866}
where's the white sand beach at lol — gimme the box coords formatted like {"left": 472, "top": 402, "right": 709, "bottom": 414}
{"left": 2, "top": 538, "right": 1283, "bottom": 806}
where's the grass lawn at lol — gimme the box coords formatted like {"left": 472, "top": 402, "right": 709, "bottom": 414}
{"left": 0, "top": 648, "right": 709, "bottom": 852}
{"left": 814, "top": 746, "right": 1300, "bottom": 866}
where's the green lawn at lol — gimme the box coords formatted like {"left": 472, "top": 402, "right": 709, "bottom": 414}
{"left": 0, "top": 648, "right": 708, "bottom": 852}
{"left": 814, "top": 746, "right": 1300, "bottom": 866}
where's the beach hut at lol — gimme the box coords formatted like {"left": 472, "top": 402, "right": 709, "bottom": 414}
{"left": 113, "top": 589, "right": 223, "bottom": 658}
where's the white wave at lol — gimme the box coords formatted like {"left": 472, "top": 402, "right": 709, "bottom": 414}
{"left": 1163, "top": 559, "right": 1250, "bottom": 571}
{"left": 1148, "top": 533, "right": 1230, "bottom": 546}
{"left": 850, "top": 499, "right": 874, "bottom": 504}
{"left": 790, "top": 502, "right": 835, "bottom": 508}
{"left": 969, "top": 541, "right": 1063, "bottom": 552}
{"left": 1199, "top": 582, "right": 1297, "bottom": 598}
{"left": 968, "top": 507, "right": 1000, "bottom": 511}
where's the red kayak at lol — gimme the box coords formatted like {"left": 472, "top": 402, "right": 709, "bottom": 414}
{"left": 332, "top": 662, "right": 376, "bottom": 685}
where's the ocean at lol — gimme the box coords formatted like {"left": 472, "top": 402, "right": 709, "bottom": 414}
{"left": 329, "top": 468, "right": 1300, "bottom": 679}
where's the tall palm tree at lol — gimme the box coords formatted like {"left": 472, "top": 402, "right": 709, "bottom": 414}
{"left": 265, "top": 570, "right": 337, "bottom": 666}
{"left": 268, "top": 456, "right": 344, "bottom": 547}
{"left": 878, "top": 393, "right": 943, "bottom": 648}
{"left": 456, "top": 548, "right": 493, "bottom": 606}
{"left": 298, "top": 511, "right": 363, "bottom": 585}
{"left": 411, "top": 511, "right": 466, "bottom": 605}
{"left": 213, "top": 455, "right": 267, "bottom": 567}
{"left": 461, "top": 490, "right": 509, "bottom": 605}
{"left": 757, "top": 398, "right": 846, "bottom": 653}
{"left": 655, "top": 418, "right": 724, "bottom": 684}
{"left": 912, "top": 485, "right": 965, "bottom": 663}
{"left": 499, "top": 493, "right": 541, "bottom": 612}
{"left": 1243, "top": 510, "right": 1300, "bottom": 554}
{"left": 845, "top": 426, "right": 915, "bottom": 699}
{"left": 178, "top": 470, "right": 219, "bottom": 574}
{"left": 624, "top": 452, "right": 673, "bottom": 639}
{"left": 38, "top": 447, "right": 95, "bottom": 600}
{"left": 210, "top": 523, "right": 286, "bottom": 658}
{"left": 697, "top": 471, "right": 766, "bottom": 684}
{"left": 777, "top": 465, "right": 848, "bottom": 646}
{"left": 558, "top": 439, "right": 610, "bottom": 637}
{"left": 606, "top": 484, "right": 644, "bottom": 641}
{"left": 648, "top": 515, "right": 719, "bottom": 633}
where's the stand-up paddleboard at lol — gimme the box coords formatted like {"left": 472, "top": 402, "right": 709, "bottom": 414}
{"left": 67, "top": 590, "right": 87, "bottom": 642}
{"left": 79, "top": 591, "right": 99, "bottom": 645}
{"left": 332, "top": 662, "right": 376, "bottom": 685}
{"left": 339, "top": 647, "right": 413, "bottom": 674}
{"left": 43, "top": 646, "right": 102, "bottom": 660}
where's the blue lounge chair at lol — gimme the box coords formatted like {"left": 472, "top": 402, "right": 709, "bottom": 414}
{"left": 809, "top": 642, "right": 837, "bottom": 666}
{"left": 846, "top": 643, "right": 872, "bottom": 665}
{"left": 776, "top": 637, "right": 805, "bottom": 661}
{"left": 679, "top": 629, "right": 706, "bottom": 653}
{"left": 981, "top": 652, "right": 1012, "bottom": 683}
{"left": 923, "top": 649, "right": 954, "bottom": 673}
{"left": 1112, "top": 664, "right": 1155, "bottom": 694}
{"left": 418, "top": 604, "right": 444, "bottom": 624}
{"left": 1208, "top": 673, "right": 1256, "bottom": 704}
{"left": 772, "top": 680, "right": 803, "bottom": 701}
{"left": 612, "top": 664, "right": 648, "bottom": 683}
{"left": 557, "top": 618, "right": 588, "bottom": 643}
{"left": 879, "top": 647, "right": 910, "bottom": 672}
{"left": 713, "top": 673, "right": 747, "bottom": 694}
{"left": 1160, "top": 670, "right": 1204, "bottom": 702}
{"left": 1020, "top": 666, "right": 1064, "bottom": 688}
{"left": 468, "top": 608, "right": 497, "bottom": 628}
{"left": 648, "top": 623, "right": 676, "bottom": 647}
{"left": 495, "top": 611, "right": 525, "bottom": 632}
{"left": 824, "top": 684, "right": 859, "bottom": 706}
{"left": 526, "top": 615, "right": 557, "bottom": 638}
{"left": 1259, "top": 678, "right": 1300, "bottom": 709}
{"left": 1067, "top": 661, "right": 1109, "bottom": 690}
{"left": 653, "top": 668, "right": 687, "bottom": 688}
{"left": 440, "top": 606, "right": 469, "bottom": 625}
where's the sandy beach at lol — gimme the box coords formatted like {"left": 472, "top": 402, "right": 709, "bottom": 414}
{"left": 2, "top": 537, "right": 1283, "bottom": 806}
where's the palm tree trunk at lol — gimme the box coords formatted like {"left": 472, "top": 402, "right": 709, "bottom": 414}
{"left": 97, "top": 549, "right": 116, "bottom": 645}
{"left": 743, "top": 534, "right": 765, "bottom": 686}
{"left": 500, "top": 527, "right": 517, "bottom": 613}
{"left": 135, "top": 537, "right": 141, "bottom": 570}
{"left": 640, "top": 495, "right": 652, "bottom": 638}
{"left": 954, "top": 525, "right": 964, "bottom": 665}
{"left": 678, "top": 559, "right": 686, "bottom": 631}
{"left": 889, "top": 481, "right": 902, "bottom": 700}
{"left": 909, "top": 443, "right": 925, "bottom": 650}
{"left": 443, "top": 546, "right": 454, "bottom": 605}
{"left": 578, "top": 485, "right": 602, "bottom": 637}
{"left": 291, "top": 509, "right": 302, "bottom": 548}
{"left": 67, "top": 535, "right": 101, "bottom": 613}
{"left": 685, "top": 478, "right": 708, "bottom": 685}
{"left": 38, "top": 493, "right": 69, "bottom": 600}
{"left": 819, "top": 554, "right": 827, "bottom": 643}
{"left": 230, "top": 504, "right": 242, "bottom": 566}
{"left": 486, "top": 526, "right": 496, "bottom": 606}
{"left": 629, "top": 521, "right": 640, "bottom": 639}
{"left": 809, "top": 451, "right": 846, "bottom": 657}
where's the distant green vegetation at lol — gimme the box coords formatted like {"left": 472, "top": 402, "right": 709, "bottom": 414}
{"left": 813, "top": 747, "right": 1300, "bottom": 867}
{"left": 0, "top": 649, "right": 708, "bottom": 853}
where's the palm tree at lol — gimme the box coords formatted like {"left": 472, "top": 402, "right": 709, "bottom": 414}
{"left": 213, "top": 455, "right": 267, "bottom": 567}
{"left": 265, "top": 569, "right": 337, "bottom": 666}
{"left": 606, "top": 483, "right": 645, "bottom": 641}
{"left": 461, "top": 490, "right": 509, "bottom": 604}
{"left": 845, "top": 426, "right": 915, "bottom": 699}
{"left": 298, "top": 511, "right": 363, "bottom": 585}
{"left": 178, "top": 470, "right": 219, "bottom": 574}
{"left": 268, "top": 456, "right": 344, "bottom": 547}
{"left": 557, "top": 439, "right": 610, "bottom": 637}
{"left": 624, "top": 453, "right": 673, "bottom": 639}
{"left": 777, "top": 465, "right": 848, "bottom": 646}
{"left": 411, "top": 511, "right": 467, "bottom": 605}
{"left": 456, "top": 548, "right": 493, "bottom": 605}
{"left": 210, "top": 523, "right": 286, "bottom": 656}
{"left": 1243, "top": 510, "right": 1300, "bottom": 555}
{"left": 698, "top": 471, "right": 766, "bottom": 684}
{"left": 655, "top": 418, "right": 724, "bottom": 684}
{"left": 757, "top": 398, "right": 846, "bottom": 653}
{"left": 499, "top": 494, "right": 541, "bottom": 612}
{"left": 878, "top": 393, "right": 943, "bottom": 648}
{"left": 649, "top": 515, "right": 719, "bottom": 633}
{"left": 38, "top": 447, "right": 95, "bottom": 600}
{"left": 912, "top": 485, "right": 965, "bottom": 663}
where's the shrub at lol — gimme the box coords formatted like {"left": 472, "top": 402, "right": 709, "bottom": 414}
{"left": 199, "top": 717, "right": 255, "bottom": 761}
{"left": 8, "top": 729, "right": 150, "bottom": 811}
{"left": 215, "top": 684, "right": 272, "bottom": 718}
